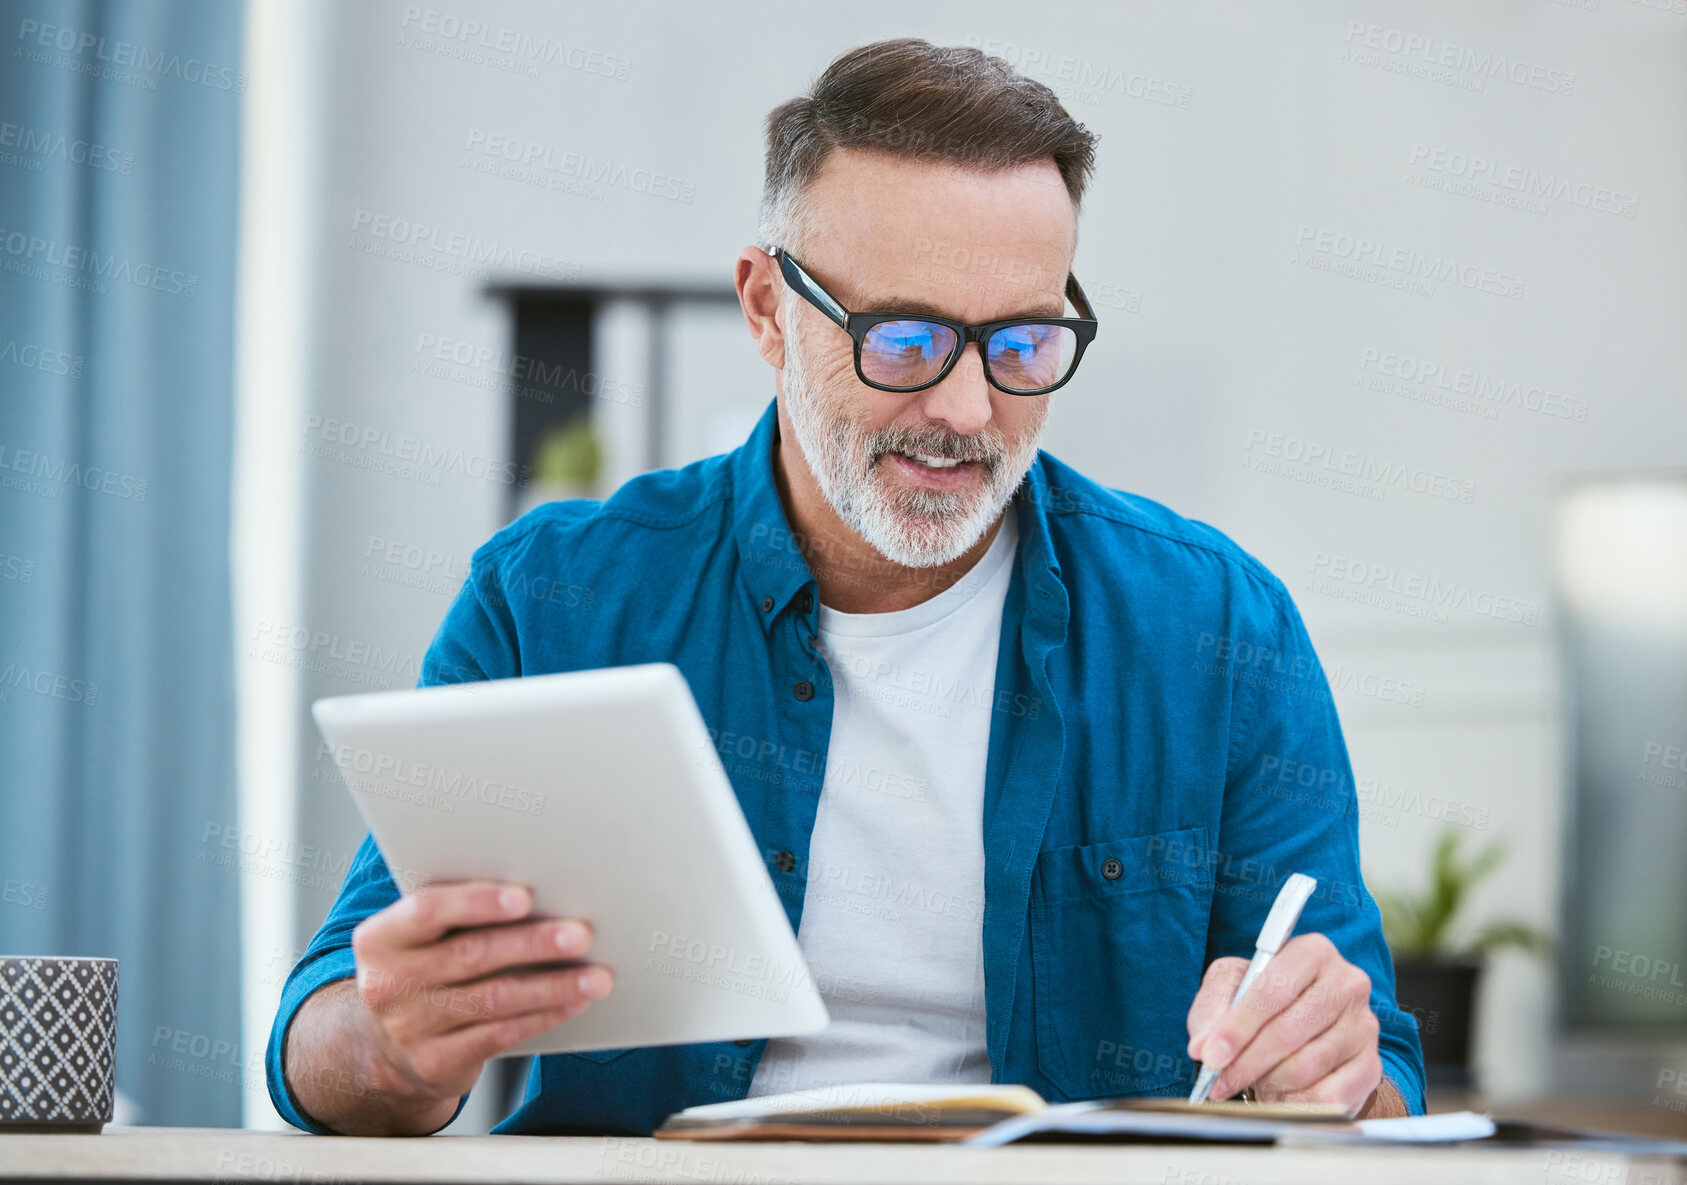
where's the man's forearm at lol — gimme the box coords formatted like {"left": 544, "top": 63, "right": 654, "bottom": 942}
{"left": 283, "top": 979, "right": 461, "bottom": 1136}
{"left": 1357, "top": 1075, "right": 1410, "bottom": 1119}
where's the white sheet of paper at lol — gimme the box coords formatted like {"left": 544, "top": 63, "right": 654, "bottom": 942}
{"left": 966, "top": 1104, "right": 1497, "bottom": 1148}
{"left": 1291, "top": 1111, "right": 1498, "bottom": 1145}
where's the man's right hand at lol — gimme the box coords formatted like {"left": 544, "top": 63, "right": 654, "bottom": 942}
{"left": 284, "top": 881, "right": 614, "bottom": 1135}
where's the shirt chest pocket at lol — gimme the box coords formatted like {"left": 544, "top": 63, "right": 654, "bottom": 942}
{"left": 1028, "top": 826, "right": 1213, "bottom": 1101}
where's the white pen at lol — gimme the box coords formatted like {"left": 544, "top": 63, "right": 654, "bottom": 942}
{"left": 1188, "top": 872, "right": 1319, "bottom": 1105}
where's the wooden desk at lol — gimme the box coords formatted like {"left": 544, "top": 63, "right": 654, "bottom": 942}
{"left": 0, "top": 1126, "right": 1682, "bottom": 1185}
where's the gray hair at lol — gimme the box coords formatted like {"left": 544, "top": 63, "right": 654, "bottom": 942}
{"left": 755, "top": 38, "right": 1099, "bottom": 257}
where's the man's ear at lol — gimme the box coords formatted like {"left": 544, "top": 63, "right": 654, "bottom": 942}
{"left": 735, "top": 247, "right": 785, "bottom": 371}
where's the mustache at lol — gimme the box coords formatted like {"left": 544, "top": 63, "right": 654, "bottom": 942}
{"left": 868, "top": 424, "right": 1007, "bottom": 469}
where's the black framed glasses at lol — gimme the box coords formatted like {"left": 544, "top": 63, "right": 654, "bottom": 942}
{"left": 771, "top": 248, "right": 1098, "bottom": 396}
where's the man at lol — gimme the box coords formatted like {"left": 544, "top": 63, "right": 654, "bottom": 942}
{"left": 267, "top": 38, "right": 1424, "bottom": 1137}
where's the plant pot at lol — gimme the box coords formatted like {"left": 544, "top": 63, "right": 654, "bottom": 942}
{"left": 1391, "top": 957, "right": 1482, "bottom": 1089}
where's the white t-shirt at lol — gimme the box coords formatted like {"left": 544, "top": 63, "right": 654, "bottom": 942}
{"left": 747, "top": 508, "right": 1019, "bottom": 1097}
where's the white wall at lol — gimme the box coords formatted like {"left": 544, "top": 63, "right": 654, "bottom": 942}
{"left": 240, "top": 0, "right": 1687, "bottom": 1125}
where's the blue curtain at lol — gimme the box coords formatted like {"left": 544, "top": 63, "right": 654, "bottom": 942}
{"left": 0, "top": 0, "right": 243, "bottom": 1125}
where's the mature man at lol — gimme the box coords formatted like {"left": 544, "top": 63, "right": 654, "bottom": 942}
{"left": 268, "top": 38, "right": 1424, "bottom": 1136}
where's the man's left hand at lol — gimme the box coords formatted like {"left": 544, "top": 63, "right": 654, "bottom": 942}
{"left": 1185, "top": 932, "right": 1396, "bottom": 1117}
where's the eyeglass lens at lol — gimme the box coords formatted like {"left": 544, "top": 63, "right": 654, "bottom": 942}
{"left": 859, "top": 319, "right": 1077, "bottom": 392}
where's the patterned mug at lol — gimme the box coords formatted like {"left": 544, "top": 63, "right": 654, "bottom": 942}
{"left": 0, "top": 957, "right": 119, "bottom": 1133}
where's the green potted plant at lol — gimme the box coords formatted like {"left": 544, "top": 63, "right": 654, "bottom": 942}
{"left": 535, "top": 417, "right": 602, "bottom": 495}
{"left": 1375, "top": 831, "right": 1552, "bottom": 1090}
{"left": 512, "top": 417, "right": 604, "bottom": 519}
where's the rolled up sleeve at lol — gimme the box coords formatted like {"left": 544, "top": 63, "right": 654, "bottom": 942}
{"left": 1204, "top": 579, "right": 1427, "bottom": 1115}
{"left": 265, "top": 551, "right": 522, "bottom": 1132}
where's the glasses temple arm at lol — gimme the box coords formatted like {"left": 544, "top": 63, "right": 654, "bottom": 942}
{"left": 772, "top": 248, "right": 850, "bottom": 330}
{"left": 1065, "top": 273, "right": 1097, "bottom": 322}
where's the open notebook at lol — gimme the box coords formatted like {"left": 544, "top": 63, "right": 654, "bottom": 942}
{"left": 654, "top": 1083, "right": 1047, "bottom": 1141}
{"left": 653, "top": 1082, "right": 1495, "bottom": 1145}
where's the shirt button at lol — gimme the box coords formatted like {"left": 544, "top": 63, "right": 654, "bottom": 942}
{"left": 798, "top": 591, "right": 814, "bottom": 613}
{"left": 793, "top": 680, "right": 814, "bottom": 701}
{"left": 761, "top": 596, "right": 775, "bottom": 612}
{"left": 775, "top": 851, "right": 796, "bottom": 873}
{"left": 734, "top": 1038, "right": 754, "bottom": 1047}
{"left": 1102, "top": 858, "right": 1123, "bottom": 880}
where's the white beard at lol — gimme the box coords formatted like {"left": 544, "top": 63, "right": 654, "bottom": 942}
{"left": 781, "top": 312, "right": 1046, "bottom": 569}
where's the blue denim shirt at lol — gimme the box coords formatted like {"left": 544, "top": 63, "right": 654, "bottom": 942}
{"left": 266, "top": 399, "right": 1425, "bottom": 1135}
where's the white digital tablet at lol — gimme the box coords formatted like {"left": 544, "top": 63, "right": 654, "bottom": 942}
{"left": 310, "top": 663, "right": 828, "bottom": 1057}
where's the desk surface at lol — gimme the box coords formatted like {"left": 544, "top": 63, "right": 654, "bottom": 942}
{"left": 0, "top": 1127, "right": 1682, "bottom": 1185}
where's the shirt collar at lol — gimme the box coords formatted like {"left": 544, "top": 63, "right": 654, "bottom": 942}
{"left": 1010, "top": 454, "right": 1071, "bottom": 637}
{"left": 730, "top": 398, "right": 1071, "bottom": 636}
{"left": 732, "top": 400, "right": 816, "bottom": 634}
